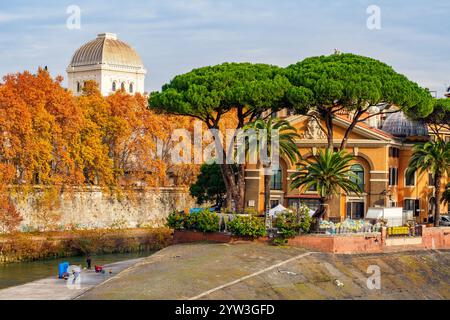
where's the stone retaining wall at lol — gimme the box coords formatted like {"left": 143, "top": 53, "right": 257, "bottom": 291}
{"left": 0, "top": 228, "right": 172, "bottom": 263}
{"left": 10, "top": 187, "right": 196, "bottom": 231}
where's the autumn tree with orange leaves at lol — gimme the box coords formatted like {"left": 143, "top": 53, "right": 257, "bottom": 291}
{"left": 0, "top": 70, "right": 198, "bottom": 232}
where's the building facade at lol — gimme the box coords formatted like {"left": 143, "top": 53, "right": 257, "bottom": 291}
{"left": 67, "top": 33, "right": 146, "bottom": 96}
{"left": 244, "top": 110, "right": 450, "bottom": 223}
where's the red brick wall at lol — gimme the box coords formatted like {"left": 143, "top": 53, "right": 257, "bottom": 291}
{"left": 287, "top": 235, "right": 335, "bottom": 252}
{"left": 422, "top": 227, "right": 450, "bottom": 249}
{"left": 173, "top": 230, "right": 231, "bottom": 244}
{"left": 173, "top": 227, "right": 450, "bottom": 253}
{"left": 332, "top": 234, "right": 382, "bottom": 253}
{"left": 288, "top": 234, "right": 383, "bottom": 254}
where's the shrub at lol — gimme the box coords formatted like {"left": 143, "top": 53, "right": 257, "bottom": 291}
{"left": 166, "top": 211, "right": 186, "bottom": 230}
{"left": 183, "top": 212, "right": 197, "bottom": 230}
{"left": 227, "top": 215, "right": 266, "bottom": 239}
{"left": 166, "top": 209, "right": 219, "bottom": 233}
{"left": 244, "top": 207, "right": 259, "bottom": 216}
{"left": 189, "top": 209, "right": 219, "bottom": 233}
{"left": 274, "top": 205, "right": 311, "bottom": 244}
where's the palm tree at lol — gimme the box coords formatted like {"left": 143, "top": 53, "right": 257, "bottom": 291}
{"left": 407, "top": 140, "right": 450, "bottom": 226}
{"left": 244, "top": 118, "right": 301, "bottom": 219}
{"left": 443, "top": 183, "right": 450, "bottom": 206}
{"left": 290, "top": 149, "right": 361, "bottom": 220}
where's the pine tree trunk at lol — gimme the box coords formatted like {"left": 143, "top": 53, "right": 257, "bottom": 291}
{"left": 264, "top": 174, "right": 271, "bottom": 214}
{"left": 325, "top": 114, "right": 334, "bottom": 151}
{"left": 236, "top": 164, "right": 246, "bottom": 213}
{"left": 340, "top": 110, "right": 363, "bottom": 151}
{"left": 226, "top": 188, "right": 232, "bottom": 211}
{"left": 220, "top": 163, "right": 238, "bottom": 212}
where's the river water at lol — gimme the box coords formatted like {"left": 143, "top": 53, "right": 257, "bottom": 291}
{"left": 0, "top": 251, "right": 154, "bottom": 290}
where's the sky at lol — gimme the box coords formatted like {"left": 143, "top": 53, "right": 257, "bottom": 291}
{"left": 0, "top": 0, "right": 449, "bottom": 96}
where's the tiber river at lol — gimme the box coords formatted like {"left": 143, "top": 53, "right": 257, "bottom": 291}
{"left": 0, "top": 251, "right": 154, "bottom": 290}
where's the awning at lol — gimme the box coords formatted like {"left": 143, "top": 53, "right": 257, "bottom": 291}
{"left": 268, "top": 204, "right": 289, "bottom": 217}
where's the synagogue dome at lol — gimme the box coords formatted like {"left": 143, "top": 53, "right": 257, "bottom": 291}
{"left": 69, "top": 33, "right": 144, "bottom": 68}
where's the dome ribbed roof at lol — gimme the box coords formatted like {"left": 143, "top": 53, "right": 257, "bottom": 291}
{"left": 69, "top": 33, "right": 144, "bottom": 68}
{"left": 381, "top": 112, "right": 429, "bottom": 137}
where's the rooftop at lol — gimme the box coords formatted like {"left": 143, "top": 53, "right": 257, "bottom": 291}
{"left": 68, "top": 33, "right": 144, "bottom": 68}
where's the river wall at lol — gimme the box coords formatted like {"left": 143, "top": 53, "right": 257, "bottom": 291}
{"left": 0, "top": 228, "right": 173, "bottom": 263}
{"left": 11, "top": 187, "right": 196, "bottom": 231}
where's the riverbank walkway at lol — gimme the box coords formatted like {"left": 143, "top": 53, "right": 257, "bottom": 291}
{"left": 0, "top": 243, "right": 449, "bottom": 299}
{"left": 0, "top": 257, "right": 143, "bottom": 300}
{"left": 79, "top": 243, "right": 449, "bottom": 300}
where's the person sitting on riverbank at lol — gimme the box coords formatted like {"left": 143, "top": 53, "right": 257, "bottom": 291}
{"left": 86, "top": 255, "right": 92, "bottom": 270}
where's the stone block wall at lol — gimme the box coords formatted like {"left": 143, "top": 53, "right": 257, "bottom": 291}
{"left": 11, "top": 187, "right": 196, "bottom": 231}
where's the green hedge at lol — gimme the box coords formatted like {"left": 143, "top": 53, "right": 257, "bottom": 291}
{"left": 166, "top": 209, "right": 219, "bottom": 233}
{"left": 227, "top": 215, "right": 266, "bottom": 239}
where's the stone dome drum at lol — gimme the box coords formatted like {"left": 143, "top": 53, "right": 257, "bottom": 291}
{"left": 381, "top": 112, "right": 429, "bottom": 137}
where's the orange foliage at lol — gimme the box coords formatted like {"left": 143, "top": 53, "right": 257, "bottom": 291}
{"left": 0, "top": 70, "right": 204, "bottom": 231}
{"left": 0, "top": 164, "right": 22, "bottom": 233}
{"left": 0, "top": 70, "right": 198, "bottom": 194}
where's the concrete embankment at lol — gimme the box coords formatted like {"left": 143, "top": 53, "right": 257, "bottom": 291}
{"left": 78, "top": 243, "right": 450, "bottom": 300}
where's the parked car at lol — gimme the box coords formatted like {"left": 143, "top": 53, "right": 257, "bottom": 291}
{"left": 428, "top": 215, "right": 450, "bottom": 226}
{"left": 440, "top": 215, "right": 450, "bottom": 226}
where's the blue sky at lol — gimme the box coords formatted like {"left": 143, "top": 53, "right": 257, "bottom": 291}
{"left": 0, "top": 0, "right": 449, "bottom": 96}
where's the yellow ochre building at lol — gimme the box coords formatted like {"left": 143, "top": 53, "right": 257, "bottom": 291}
{"left": 244, "top": 108, "right": 450, "bottom": 223}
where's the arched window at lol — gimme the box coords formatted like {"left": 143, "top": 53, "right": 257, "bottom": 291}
{"left": 129, "top": 83, "right": 134, "bottom": 93}
{"left": 405, "top": 169, "right": 416, "bottom": 186}
{"left": 270, "top": 169, "right": 282, "bottom": 190}
{"left": 350, "top": 164, "right": 364, "bottom": 192}
{"left": 112, "top": 81, "right": 117, "bottom": 91}
{"left": 121, "top": 82, "right": 125, "bottom": 91}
